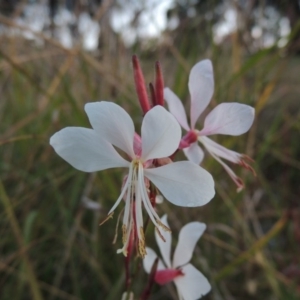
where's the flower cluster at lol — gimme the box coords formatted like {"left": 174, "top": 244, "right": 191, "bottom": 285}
{"left": 165, "top": 59, "right": 255, "bottom": 191}
{"left": 50, "top": 57, "right": 255, "bottom": 299}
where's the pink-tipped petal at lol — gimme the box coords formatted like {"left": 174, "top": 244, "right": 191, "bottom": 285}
{"left": 199, "top": 103, "right": 255, "bottom": 136}
{"left": 155, "top": 215, "right": 172, "bottom": 268}
{"left": 155, "top": 269, "right": 184, "bottom": 285}
{"left": 164, "top": 87, "right": 190, "bottom": 131}
{"left": 189, "top": 60, "right": 214, "bottom": 129}
{"left": 173, "top": 222, "right": 206, "bottom": 268}
{"left": 85, "top": 101, "right": 135, "bottom": 157}
{"left": 141, "top": 106, "right": 181, "bottom": 161}
{"left": 50, "top": 127, "right": 129, "bottom": 172}
{"left": 144, "top": 161, "right": 215, "bottom": 207}
{"left": 183, "top": 143, "right": 205, "bottom": 165}
{"left": 143, "top": 247, "right": 165, "bottom": 273}
{"left": 174, "top": 264, "right": 211, "bottom": 300}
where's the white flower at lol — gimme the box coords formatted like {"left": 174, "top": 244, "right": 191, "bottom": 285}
{"left": 164, "top": 59, "right": 255, "bottom": 191}
{"left": 143, "top": 215, "right": 211, "bottom": 300}
{"left": 50, "top": 101, "right": 215, "bottom": 256}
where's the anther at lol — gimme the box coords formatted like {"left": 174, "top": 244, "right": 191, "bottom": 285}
{"left": 157, "top": 220, "right": 171, "bottom": 232}
{"left": 138, "top": 227, "right": 147, "bottom": 258}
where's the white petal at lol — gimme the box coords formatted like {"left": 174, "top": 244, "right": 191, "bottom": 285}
{"left": 199, "top": 103, "right": 255, "bottom": 136}
{"left": 85, "top": 101, "right": 135, "bottom": 157}
{"left": 144, "top": 162, "right": 215, "bottom": 207}
{"left": 183, "top": 143, "right": 205, "bottom": 165}
{"left": 143, "top": 247, "right": 165, "bottom": 273}
{"left": 164, "top": 88, "right": 190, "bottom": 131}
{"left": 155, "top": 215, "right": 172, "bottom": 268}
{"left": 50, "top": 127, "right": 129, "bottom": 172}
{"left": 189, "top": 60, "right": 214, "bottom": 129}
{"left": 174, "top": 264, "right": 211, "bottom": 300}
{"left": 199, "top": 136, "right": 241, "bottom": 164}
{"left": 173, "top": 222, "right": 206, "bottom": 268}
{"left": 141, "top": 106, "right": 181, "bottom": 161}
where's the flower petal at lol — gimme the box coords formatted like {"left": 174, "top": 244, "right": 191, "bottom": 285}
{"left": 141, "top": 106, "right": 181, "bottom": 161}
{"left": 144, "top": 161, "right": 215, "bottom": 207}
{"left": 199, "top": 103, "right": 255, "bottom": 136}
{"left": 174, "top": 264, "right": 211, "bottom": 300}
{"left": 155, "top": 215, "right": 172, "bottom": 268}
{"left": 189, "top": 60, "right": 214, "bottom": 129}
{"left": 143, "top": 247, "right": 165, "bottom": 273}
{"left": 85, "top": 101, "right": 135, "bottom": 157}
{"left": 183, "top": 143, "right": 205, "bottom": 165}
{"left": 50, "top": 127, "right": 129, "bottom": 172}
{"left": 173, "top": 222, "right": 206, "bottom": 268}
{"left": 164, "top": 87, "right": 190, "bottom": 131}
{"left": 155, "top": 269, "right": 183, "bottom": 285}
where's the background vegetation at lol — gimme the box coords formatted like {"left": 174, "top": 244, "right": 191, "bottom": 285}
{"left": 0, "top": 0, "right": 299, "bottom": 299}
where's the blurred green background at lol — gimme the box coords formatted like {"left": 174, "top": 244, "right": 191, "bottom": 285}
{"left": 0, "top": 0, "right": 300, "bottom": 299}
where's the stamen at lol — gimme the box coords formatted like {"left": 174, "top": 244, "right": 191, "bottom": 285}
{"left": 117, "top": 221, "right": 133, "bottom": 257}
{"left": 138, "top": 163, "right": 171, "bottom": 237}
{"left": 139, "top": 166, "right": 161, "bottom": 222}
{"left": 122, "top": 224, "right": 127, "bottom": 245}
{"left": 138, "top": 164, "right": 160, "bottom": 227}
{"left": 122, "top": 166, "right": 134, "bottom": 227}
{"left": 108, "top": 163, "right": 133, "bottom": 215}
{"left": 210, "top": 151, "right": 245, "bottom": 192}
{"left": 239, "top": 157, "right": 256, "bottom": 176}
{"left": 138, "top": 227, "right": 147, "bottom": 258}
{"left": 135, "top": 173, "right": 143, "bottom": 235}
{"left": 155, "top": 227, "right": 166, "bottom": 242}
{"left": 99, "top": 212, "right": 114, "bottom": 226}
{"left": 157, "top": 219, "right": 171, "bottom": 232}
{"left": 112, "top": 208, "right": 124, "bottom": 244}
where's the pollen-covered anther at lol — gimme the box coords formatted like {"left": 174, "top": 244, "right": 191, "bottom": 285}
{"left": 122, "top": 224, "right": 127, "bottom": 245}
{"left": 157, "top": 219, "right": 171, "bottom": 232}
{"left": 138, "top": 227, "right": 147, "bottom": 258}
